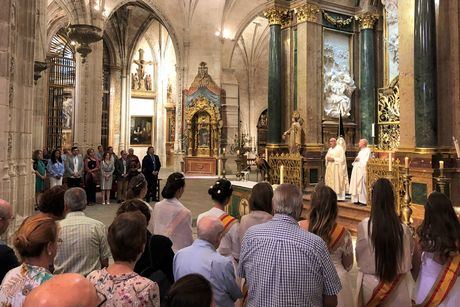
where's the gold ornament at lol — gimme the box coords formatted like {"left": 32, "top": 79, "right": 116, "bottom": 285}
{"left": 323, "top": 11, "right": 354, "bottom": 27}
{"left": 355, "top": 13, "right": 379, "bottom": 30}
{"left": 295, "top": 4, "right": 320, "bottom": 23}
{"left": 264, "top": 7, "right": 290, "bottom": 26}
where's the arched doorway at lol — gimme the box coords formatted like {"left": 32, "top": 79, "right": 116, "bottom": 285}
{"left": 47, "top": 29, "right": 75, "bottom": 150}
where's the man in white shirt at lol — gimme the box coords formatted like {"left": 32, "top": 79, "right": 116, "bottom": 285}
{"left": 64, "top": 146, "right": 84, "bottom": 188}
{"left": 349, "top": 139, "right": 372, "bottom": 205}
{"left": 325, "top": 138, "right": 348, "bottom": 201}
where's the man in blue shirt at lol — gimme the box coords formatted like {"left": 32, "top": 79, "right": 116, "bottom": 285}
{"left": 173, "top": 216, "right": 242, "bottom": 307}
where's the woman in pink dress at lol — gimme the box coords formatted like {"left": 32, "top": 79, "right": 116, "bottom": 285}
{"left": 355, "top": 178, "right": 414, "bottom": 306}
{"left": 413, "top": 192, "right": 460, "bottom": 306}
{"left": 304, "top": 185, "right": 354, "bottom": 307}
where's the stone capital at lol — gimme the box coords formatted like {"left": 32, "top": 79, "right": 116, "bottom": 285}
{"left": 355, "top": 13, "right": 379, "bottom": 30}
{"left": 295, "top": 4, "right": 320, "bottom": 23}
{"left": 264, "top": 7, "right": 290, "bottom": 26}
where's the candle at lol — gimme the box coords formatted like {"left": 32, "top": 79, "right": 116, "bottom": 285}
{"left": 439, "top": 160, "right": 444, "bottom": 169}
{"left": 223, "top": 148, "right": 226, "bottom": 155}
{"left": 371, "top": 124, "right": 375, "bottom": 138}
{"left": 217, "top": 159, "right": 221, "bottom": 177}
{"left": 280, "top": 165, "right": 285, "bottom": 184}
{"left": 405, "top": 156, "right": 409, "bottom": 169}
{"left": 237, "top": 150, "right": 240, "bottom": 155}
{"left": 265, "top": 148, "right": 268, "bottom": 160}
{"left": 388, "top": 152, "right": 393, "bottom": 172}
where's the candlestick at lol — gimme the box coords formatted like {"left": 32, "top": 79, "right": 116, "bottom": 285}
{"left": 371, "top": 123, "right": 375, "bottom": 138}
{"left": 217, "top": 158, "right": 222, "bottom": 177}
{"left": 405, "top": 156, "right": 409, "bottom": 169}
{"left": 439, "top": 160, "right": 444, "bottom": 169}
{"left": 265, "top": 148, "right": 268, "bottom": 160}
{"left": 388, "top": 152, "right": 392, "bottom": 172}
{"left": 280, "top": 165, "right": 284, "bottom": 184}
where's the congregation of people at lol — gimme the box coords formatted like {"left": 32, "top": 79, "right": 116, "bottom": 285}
{"left": 0, "top": 144, "right": 458, "bottom": 306}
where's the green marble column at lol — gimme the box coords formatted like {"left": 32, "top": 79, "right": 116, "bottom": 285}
{"left": 414, "top": 0, "right": 437, "bottom": 148}
{"left": 264, "top": 8, "right": 288, "bottom": 145}
{"left": 267, "top": 24, "right": 282, "bottom": 144}
{"left": 357, "top": 13, "right": 379, "bottom": 144}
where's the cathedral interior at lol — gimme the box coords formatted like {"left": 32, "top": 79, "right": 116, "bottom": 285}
{"left": 1, "top": 0, "right": 459, "bottom": 228}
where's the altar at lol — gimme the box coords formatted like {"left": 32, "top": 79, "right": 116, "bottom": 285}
{"left": 183, "top": 62, "right": 222, "bottom": 175}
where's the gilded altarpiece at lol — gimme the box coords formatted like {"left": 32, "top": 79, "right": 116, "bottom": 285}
{"left": 183, "top": 63, "right": 223, "bottom": 175}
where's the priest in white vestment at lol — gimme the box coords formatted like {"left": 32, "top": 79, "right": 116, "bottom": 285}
{"left": 325, "top": 137, "right": 348, "bottom": 201}
{"left": 349, "top": 139, "right": 372, "bottom": 205}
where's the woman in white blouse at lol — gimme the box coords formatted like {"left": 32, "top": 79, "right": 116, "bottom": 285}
{"left": 152, "top": 172, "right": 193, "bottom": 252}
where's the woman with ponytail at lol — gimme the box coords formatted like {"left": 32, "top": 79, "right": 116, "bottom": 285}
{"left": 152, "top": 172, "right": 192, "bottom": 252}
{"left": 355, "top": 178, "right": 414, "bottom": 306}
{"left": 126, "top": 173, "right": 155, "bottom": 233}
{"left": 0, "top": 214, "right": 58, "bottom": 305}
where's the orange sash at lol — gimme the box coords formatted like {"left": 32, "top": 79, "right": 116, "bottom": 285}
{"left": 328, "top": 225, "right": 346, "bottom": 251}
{"left": 219, "top": 213, "right": 237, "bottom": 235}
{"left": 415, "top": 255, "right": 460, "bottom": 307}
{"left": 365, "top": 274, "right": 403, "bottom": 307}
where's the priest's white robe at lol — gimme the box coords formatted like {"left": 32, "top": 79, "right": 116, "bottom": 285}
{"left": 349, "top": 147, "right": 371, "bottom": 204}
{"left": 325, "top": 145, "right": 348, "bottom": 201}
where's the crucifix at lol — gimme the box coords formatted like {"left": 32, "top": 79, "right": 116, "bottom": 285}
{"left": 133, "top": 48, "right": 154, "bottom": 90}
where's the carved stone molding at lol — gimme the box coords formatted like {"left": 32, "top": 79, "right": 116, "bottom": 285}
{"left": 295, "top": 4, "right": 320, "bottom": 23}
{"left": 34, "top": 61, "right": 47, "bottom": 83}
{"left": 356, "top": 13, "right": 380, "bottom": 30}
{"left": 264, "top": 7, "right": 290, "bottom": 26}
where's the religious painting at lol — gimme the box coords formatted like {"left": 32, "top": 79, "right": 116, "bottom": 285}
{"left": 196, "top": 112, "right": 211, "bottom": 148}
{"left": 130, "top": 116, "right": 153, "bottom": 145}
{"left": 322, "top": 29, "right": 355, "bottom": 119}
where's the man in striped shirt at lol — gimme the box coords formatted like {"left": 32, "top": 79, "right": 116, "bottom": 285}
{"left": 54, "top": 188, "right": 111, "bottom": 276}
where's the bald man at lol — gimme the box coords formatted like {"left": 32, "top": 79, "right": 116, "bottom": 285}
{"left": 173, "top": 216, "right": 242, "bottom": 307}
{"left": 23, "top": 273, "right": 99, "bottom": 307}
{"left": 0, "top": 199, "right": 19, "bottom": 281}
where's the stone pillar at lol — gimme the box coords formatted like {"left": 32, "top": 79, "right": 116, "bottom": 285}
{"left": 414, "top": 0, "right": 437, "bottom": 148}
{"left": 109, "top": 66, "right": 121, "bottom": 152}
{"left": 264, "top": 8, "right": 288, "bottom": 146}
{"left": 398, "top": 0, "right": 416, "bottom": 149}
{"left": 295, "top": 4, "right": 322, "bottom": 147}
{"left": 357, "top": 13, "right": 379, "bottom": 144}
{"left": 74, "top": 41, "right": 103, "bottom": 150}
{"left": 119, "top": 68, "right": 129, "bottom": 150}
{"left": 0, "top": 0, "right": 37, "bottom": 225}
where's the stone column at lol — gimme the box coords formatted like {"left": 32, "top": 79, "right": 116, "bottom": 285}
{"left": 74, "top": 41, "right": 103, "bottom": 150}
{"left": 109, "top": 66, "right": 121, "bottom": 152}
{"left": 357, "top": 13, "right": 379, "bottom": 144}
{"left": 0, "top": 0, "right": 37, "bottom": 226}
{"left": 119, "top": 68, "right": 129, "bottom": 150}
{"left": 414, "top": 0, "right": 437, "bottom": 148}
{"left": 264, "top": 8, "right": 288, "bottom": 146}
{"left": 295, "top": 4, "right": 322, "bottom": 147}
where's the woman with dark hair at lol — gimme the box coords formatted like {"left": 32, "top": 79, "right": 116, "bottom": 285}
{"left": 38, "top": 185, "right": 67, "bottom": 220}
{"left": 355, "top": 178, "right": 414, "bottom": 306}
{"left": 152, "top": 172, "right": 192, "bottom": 252}
{"left": 164, "top": 274, "right": 213, "bottom": 307}
{"left": 47, "top": 149, "right": 64, "bottom": 187}
{"left": 197, "top": 179, "right": 239, "bottom": 260}
{"left": 87, "top": 212, "right": 160, "bottom": 306}
{"left": 126, "top": 174, "right": 155, "bottom": 233}
{"left": 100, "top": 152, "right": 114, "bottom": 205}
{"left": 33, "top": 149, "right": 46, "bottom": 206}
{"left": 306, "top": 185, "right": 353, "bottom": 307}
{"left": 117, "top": 199, "right": 175, "bottom": 301}
{"left": 84, "top": 148, "right": 100, "bottom": 205}
{"left": 413, "top": 192, "right": 460, "bottom": 306}
{"left": 238, "top": 182, "right": 273, "bottom": 244}
{"left": 0, "top": 215, "right": 58, "bottom": 305}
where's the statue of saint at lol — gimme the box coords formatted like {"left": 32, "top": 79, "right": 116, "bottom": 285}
{"left": 283, "top": 111, "right": 303, "bottom": 154}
